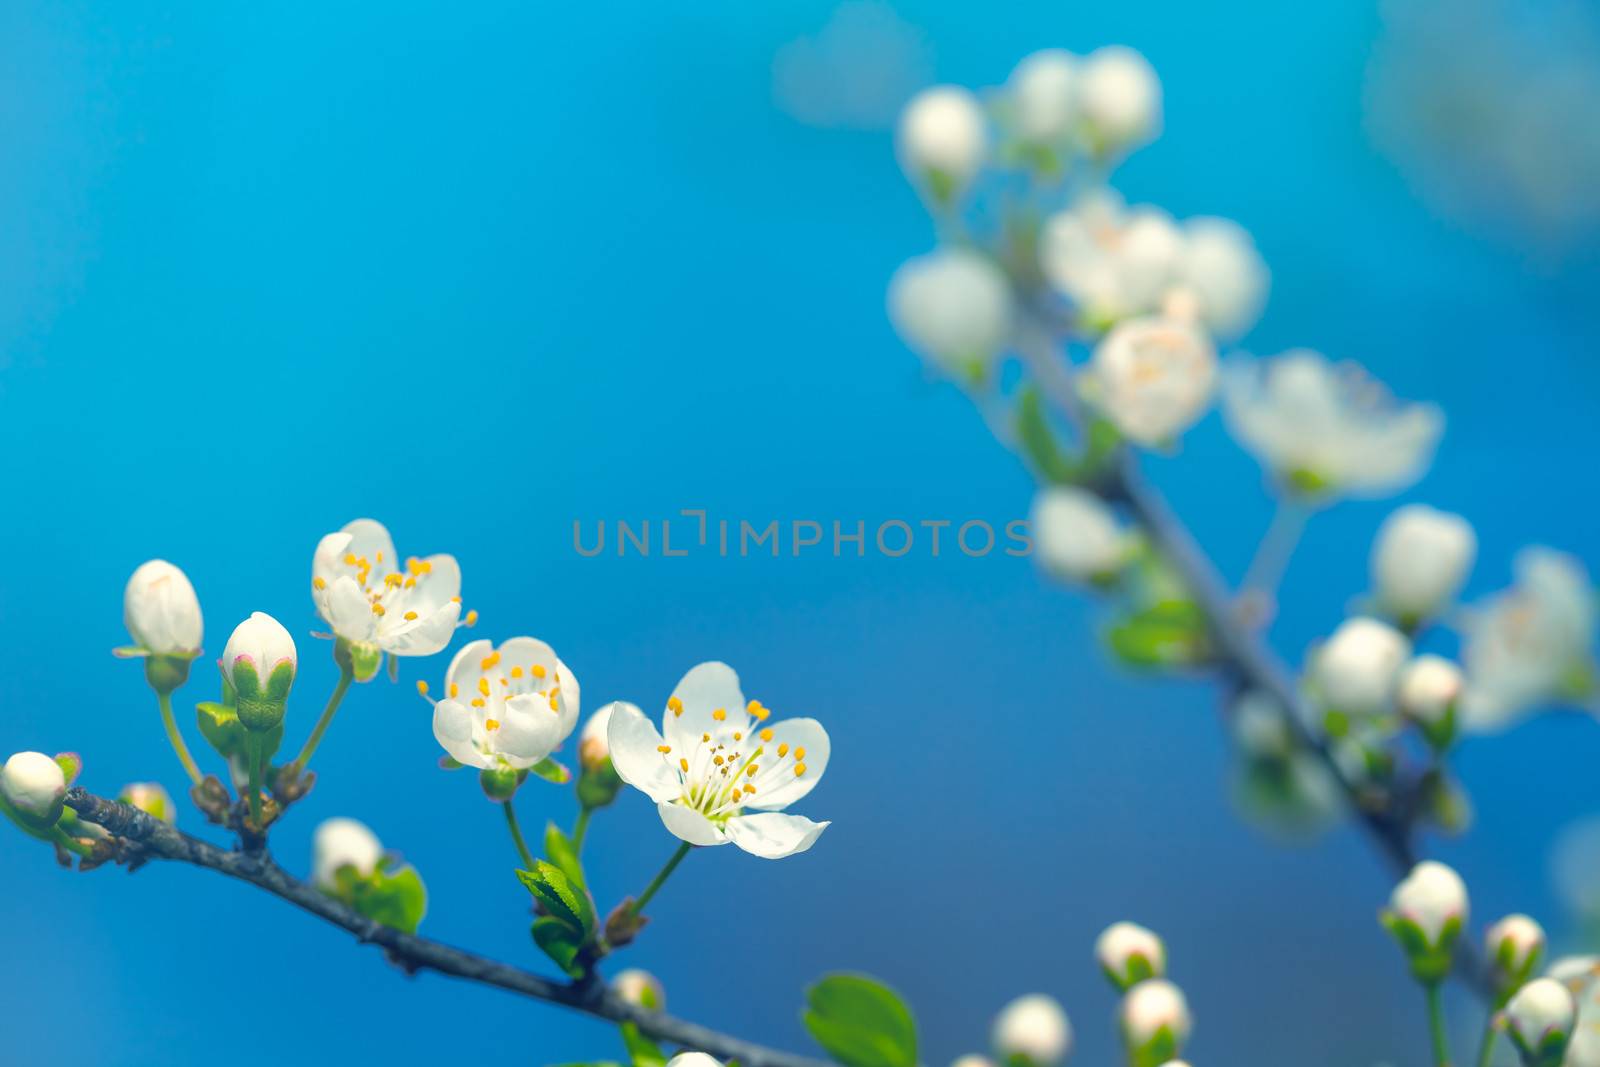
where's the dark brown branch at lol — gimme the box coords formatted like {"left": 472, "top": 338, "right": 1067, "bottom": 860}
{"left": 64, "top": 788, "right": 830, "bottom": 1067}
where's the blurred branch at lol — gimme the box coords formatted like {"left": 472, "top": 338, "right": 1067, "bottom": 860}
{"left": 63, "top": 787, "right": 830, "bottom": 1067}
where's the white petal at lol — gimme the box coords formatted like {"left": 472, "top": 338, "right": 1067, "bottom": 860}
{"left": 377, "top": 601, "right": 460, "bottom": 655}
{"left": 444, "top": 638, "right": 495, "bottom": 699}
{"left": 324, "top": 575, "right": 377, "bottom": 643}
{"left": 724, "top": 812, "right": 829, "bottom": 858}
{"left": 657, "top": 802, "right": 728, "bottom": 846}
{"left": 494, "top": 695, "right": 567, "bottom": 768}
{"left": 340, "top": 518, "right": 399, "bottom": 579}
{"left": 664, "top": 661, "right": 746, "bottom": 752}
{"left": 433, "top": 699, "right": 489, "bottom": 768}
{"left": 608, "top": 703, "right": 682, "bottom": 803}
{"left": 743, "top": 717, "right": 830, "bottom": 811}
{"left": 554, "top": 656, "right": 581, "bottom": 742}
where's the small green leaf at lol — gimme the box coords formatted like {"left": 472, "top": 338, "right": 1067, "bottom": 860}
{"left": 619, "top": 1022, "right": 667, "bottom": 1067}
{"left": 532, "top": 915, "right": 586, "bottom": 978}
{"left": 1105, "top": 599, "right": 1209, "bottom": 669}
{"left": 544, "top": 822, "right": 586, "bottom": 889}
{"left": 1016, "top": 387, "right": 1079, "bottom": 485}
{"left": 527, "top": 756, "right": 572, "bottom": 784}
{"left": 802, "top": 974, "right": 917, "bottom": 1067}
{"left": 196, "top": 701, "right": 245, "bottom": 759}
{"left": 517, "top": 860, "right": 596, "bottom": 936}
{"left": 349, "top": 864, "right": 428, "bottom": 934}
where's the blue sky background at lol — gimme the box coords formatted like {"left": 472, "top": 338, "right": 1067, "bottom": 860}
{"left": 2, "top": 2, "right": 1599, "bottom": 1065}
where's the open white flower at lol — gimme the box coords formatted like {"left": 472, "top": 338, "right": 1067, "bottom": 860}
{"left": 1503, "top": 978, "right": 1576, "bottom": 1060}
{"left": 429, "top": 638, "right": 579, "bottom": 771}
{"left": 1390, "top": 860, "right": 1469, "bottom": 947}
{"left": 312, "top": 518, "right": 463, "bottom": 662}
{"left": 1041, "top": 193, "right": 1183, "bottom": 326}
{"left": 608, "top": 662, "right": 830, "bottom": 859}
{"left": 897, "top": 86, "right": 987, "bottom": 202}
{"left": 1460, "top": 547, "right": 1596, "bottom": 733}
{"left": 124, "top": 560, "right": 203, "bottom": 655}
{"left": 1078, "top": 45, "right": 1161, "bottom": 151}
{"left": 1031, "top": 487, "right": 1129, "bottom": 582}
{"left": 993, "top": 993, "right": 1073, "bottom": 1067}
{"left": 1372, "top": 505, "right": 1476, "bottom": 624}
{"left": 888, "top": 249, "right": 1013, "bottom": 373}
{"left": 1310, "top": 617, "right": 1410, "bottom": 717}
{"left": 1221, "top": 350, "right": 1443, "bottom": 498}
{"left": 1007, "top": 49, "right": 1079, "bottom": 146}
{"left": 1085, "top": 316, "right": 1217, "bottom": 444}
{"left": 313, "top": 817, "right": 383, "bottom": 892}
{"left": 1, "top": 752, "right": 67, "bottom": 824}
{"left": 1172, "top": 216, "right": 1268, "bottom": 339}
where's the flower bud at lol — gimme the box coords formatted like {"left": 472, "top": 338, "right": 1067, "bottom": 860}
{"left": 897, "top": 86, "right": 987, "bottom": 204}
{"left": 1007, "top": 50, "right": 1079, "bottom": 146}
{"left": 1096, "top": 921, "right": 1166, "bottom": 990}
{"left": 1119, "top": 979, "right": 1190, "bottom": 1066}
{"left": 0, "top": 751, "right": 67, "bottom": 828}
{"left": 952, "top": 1057, "right": 996, "bottom": 1067}
{"left": 1397, "top": 655, "right": 1462, "bottom": 750}
{"left": 124, "top": 559, "right": 203, "bottom": 656}
{"left": 1031, "top": 487, "right": 1128, "bottom": 583}
{"left": 580, "top": 703, "right": 617, "bottom": 772}
{"left": 313, "top": 817, "right": 383, "bottom": 892}
{"left": 1502, "top": 977, "right": 1576, "bottom": 1067}
{"left": 118, "top": 782, "right": 176, "bottom": 824}
{"left": 612, "top": 968, "right": 665, "bottom": 1011}
{"left": 222, "top": 612, "right": 297, "bottom": 732}
{"left": 992, "top": 993, "right": 1073, "bottom": 1067}
{"left": 888, "top": 249, "right": 1013, "bottom": 375}
{"left": 1310, "top": 617, "right": 1410, "bottom": 720}
{"left": 1487, "top": 914, "right": 1546, "bottom": 997}
{"left": 1078, "top": 46, "right": 1160, "bottom": 152}
{"left": 1372, "top": 505, "right": 1476, "bottom": 626}
{"left": 664, "top": 1056, "right": 723, "bottom": 1067}
{"left": 1384, "top": 860, "right": 1469, "bottom": 983}
{"left": 1174, "top": 217, "right": 1268, "bottom": 340}
{"left": 1086, "top": 316, "right": 1217, "bottom": 445}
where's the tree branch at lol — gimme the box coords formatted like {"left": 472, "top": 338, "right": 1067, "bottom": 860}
{"left": 64, "top": 787, "right": 831, "bottom": 1067}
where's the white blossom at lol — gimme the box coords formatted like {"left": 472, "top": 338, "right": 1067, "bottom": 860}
{"left": 664, "top": 1056, "right": 723, "bottom": 1067}
{"left": 313, "top": 518, "right": 462, "bottom": 660}
{"left": 1397, "top": 655, "right": 1463, "bottom": 728}
{"left": 221, "top": 612, "right": 297, "bottom": 705}
{"left": 1085, "top": 316, "right": 1217, "bottom": 444}
{"left": 1007, "top": 49, "right": 1080, "bottom": 145}
{"left": 1096, "top": 921, "right": 1166, "bottom": 988}
{"left": 1221, "top": 350, "right": 1443, "bottom": 497}
{"left": 1310, "top": 617, "right": 1410, "bottom": 717}
{"left": 897, "top": 86, "right": 987, "bottom": 201}
{"left": 1078, "top": 46, "right": 1161, "bottom": 151}
{"left": 888, "top": 249, "right": 1013, "bottom": 372}
{"left": 581, "top": 701, "right": 629, "bottom": 772}
{"left": 612, "top": 968, "right": 665, "bottom": 1010}
{"left": 1041, "top": 193, "right": 1183, "bottom": 326}
{"left": 1390, "top": 860, "right": 1469, "bottom": 946}
{"left": 1172, "top": 217, "right": 1269, "bottom": 339}
{"left": 1372, "top": 505, "right": 1476, "bottom": 623}
{"left": 1031, "top": 487, "right": 1129, "bottom": 582}
{"left": 1460, "top": 547, "right": 1596, "bottom": 732}
{"left": 608, "top": 663, "right": 829, "bottom": 859}
{"left": 429, "top": 638, "right": 580, "bottom": 772}
{"left": 0, "top": 752, "right": 66, "bottom": 824}
{"left": 313, "top": 817, "right": 383, "bottom": 892}
{"left": 993, "top": 993, "right": 1073, "bottom": 1067}
{"left": 123, "top": 560, "right": 203, "bottom": 655}
{"left": 1120, "top": 979, "right": 1191, "bottom": 1051}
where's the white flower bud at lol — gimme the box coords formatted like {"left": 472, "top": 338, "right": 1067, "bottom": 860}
{"left": 1503, "top": 977, "right": 1576, "bottom": 1062}
{"left": 580, "top": 703, "right": 617, "bottom": 772}
{"left": 1390, "top": 860, "right": 1469, "bottom": 947}
{"left": 664, "top": 1056, "right": 723, "bottom": 1067}
{"left": 1310, "top": 617, "right": 1410, "bottom": 717}
{"left": 1119, "top": 979, "right": 1191, "bottom": 1056}
{"left": 1008, "top": 50, "right": 1079, "bottom": 144}
{"left": 1397, "top": 656, "right": 1463, "bottom": 726}
{"left": 1078, "top": 46, "right": 1161, "bottom": 151}
{"left": 612, "top": 968, "right": 665, "bottom": 1011}
{"left": 992, "top": 993, "right": 1073, "bottom": 1067}
{"left": 897, "top": 86, "right": 987, "bottom": 201}
{"left": 1487, "top": 914, "right": 1546, "bottom": 992}
{"left": 313, "top": 817, "right": 383, "bottom": 892}
{"left": 222, "top": 611, "right": 297, "bottom": 731}
{"left": 1096, "top": 921, "right": 1167, "bottom": 990}
{"left": 888, "top": 249, "right": 1013, "bottom": 372}
{"left": 118, "top": 782, "right": 176, "bottom": 824}
{"left": 1372, "top": 505, "right": 1476, "bottom": 624}
{"left": 1, "top": 751, "right": 67, "bottom": 825}
{"left": 124, "top": 559, "right": 203, "bottom": 655}
{"left": 1087, "top": 316, "right": 1217, "bottom": 445}
{"left": 1031, "top": 487, "right": 1127, "bottom": 582}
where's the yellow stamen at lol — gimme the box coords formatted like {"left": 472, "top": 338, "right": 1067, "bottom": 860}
{"left": 794, "top": 746, "right": 806, "bottom": 760}
{"left": 657, "top": 745, "right": 672, "bottom": 753}
{"left": 384, "top": 572, "right": 403, "bottom": 587}
{"left": 371, "top": 603, "right": 386, "bottom": 616}
{"left": 531, "top": 664, "right": 547, "bottom": 679}
{"left": 794, "top": 763, "right": 807, "bottom": 776}
{"left": 404, "top": 610, "right": 418, "bottom": 621}
{"left": 679, "top": 757, "right": 690, "bottom": 772}
{"left": 449, "top": 683, "right": 459, "bottom": 698}
{"left": 481, "top": 651, "right": 501, "bottom": 670}
{"left": 748, "top": 701, "right": 769, "bottom": 721}
{"left": 313, "top": 576, "right": 326, "bottom": 591}
{"left": 511, "top": 666, "right": 523, "bottom": 678}
{"left": 712, "top": 708, "right": 726, "bottom": 721}
{"left": 343, "top": 552, "right": 358, "bottom": 565}
{"left": 760, "top": 728, "right": 773, "bottom": 742}
{"left": 477, "top": 677, "right": 490, "bottom": 697}
{"left": 464, "top": 609, "right": 479, "bottom": 626}
{"left": 416, "top": 680, "right": 429, "bottom": 696}
{"left": 777, "top": 744, "right": 789, "bottom": 757}
{"left": 471, "top": 698, "right": 485, "bottom": 708}
{"left": 668, "top": 696, "right": 683, "bottom": 717}
{"left": 485, "top": 718, "right": 500, "bottom": 731}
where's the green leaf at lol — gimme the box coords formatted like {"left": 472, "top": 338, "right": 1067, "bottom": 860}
{"left": 532, "top": 915, "right": 586, "bottom": 978}
{"left": 517, "top": 860, "right": 596, "bottom": 936}
{"left": 544, "top": 822, "right": 587, "bottom": 889}
{"left": 802, "top": 974, "right": 917, "bottom": 1067}
{"left": 196, "top": 701, "right": 245, "bottom": 759}
{"left": 1015, "top": 387, "right": 1079, "bottom": 485}
{"left": 619, "top": 1022, "right": 667, "bottom": 1067}
{"left": 527, "top": 756, "right": 572, "bottom": 784}
{"left": 1105, "top": 599, "right": 1209, "bottom": 669}
{"left": 350, "top": 864, "right": 428, "bottom": 934}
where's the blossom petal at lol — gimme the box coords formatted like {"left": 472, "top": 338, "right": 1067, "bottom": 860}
{"left": 608, "top": 702, "right": 681, "bottom": 803}
{"left": 554, "top": 657, "right": 581, "bottom": 743}
{"left": 724, "top": 812, "right": 829, "bottom": 859}
{"left": 664, "top": 661, "right": 745, "bottom": 752}
{"left": 433, "top": 699, "right": 489, "bottom": 768}
{"left": 495, "top": 695, "right": 568, "bottom": 768}
{"left": 444, "top": 638, "right": 495, "bottom": 699}
{"left": 324, "top": 575, "right": 377, "bottom": 643}
{"left": 377, "top": 600, "right": 460, "bottom": 656}
{"left": 743, "top": 717, "right": 830, "bottom": 811}
{"left": 657, "top": 801, "right": 728, "bottom": 846}
{"left": 340, "top": 519, "right": 399, "bottom": 579}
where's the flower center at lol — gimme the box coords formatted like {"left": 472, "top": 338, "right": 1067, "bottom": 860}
{"left": 660, "top": 700, "right": 809, "bottom": 823}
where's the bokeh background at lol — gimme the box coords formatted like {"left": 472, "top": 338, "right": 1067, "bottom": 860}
{"left": 3, "top": 2, "right": 1600, "bottom": 1065}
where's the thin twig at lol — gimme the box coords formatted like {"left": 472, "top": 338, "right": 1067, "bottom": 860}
{"left": 64, "top": 788, "right": 830, "bottom": 1067}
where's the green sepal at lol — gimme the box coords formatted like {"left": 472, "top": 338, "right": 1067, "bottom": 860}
{"left": 544, "top": 822, "right": 586, "bottom": 890}
{"left": 112, "top": 645, "right": 150, "bottom": 658}
{"left": 337, "top": 638, "right": 382, "bottom": 684}
{"left": 802, "top": 973, "right": 918, "bottom": 1067}
{"left": 197, "top": 701, "right": 246, "bottom": 760}
{"left": 480, "top": 766, "right": 522, "bottom": 800}
{"left": 527, "top": 756, "right": 572, "bottom": 785}
{"left": 144, "top": 653, "right": 194, "bottom": 696}
{"left": 1381, "top": 910, "right": 1461, "bottom": 983}
{"left": 517, "top": 860, "right": 596, "bottom": 936}
{"left": 619, "top": 1022, "right": 667, "bottom": 1067}
{"left": 1126, "top": 1025, "right": 1182, "bottom": 1067}
{"left": 53, "top": 752, "right": 82, "bottom": 787}
{"left": 532, "top": 915, "right": 587, "bottom": 978}
{"left": 0, "top": 788, "right": 64, "bottom": 837}
{"left": 438, "top": 755, "right": 465, "bottom": 771}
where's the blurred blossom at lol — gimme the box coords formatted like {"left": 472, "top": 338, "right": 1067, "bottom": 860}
{"left": 1084, "top": 315, "right": 1217, "bottom": 445}
{"left": 1371, "top": 504, "right": 1477, "bottom": 625}
{"left": 1459, "top": 547, "right": 1596, "bottom": 732}
{"left": 312, "top": 817, "right": 383, "bottom": 893}
{"left": 1502, "top": 977, "right": 1577, "bottom": 1059}
{"left": 774, "top": 2, "right": 933, "bottom": 131}
{"left": 887, "top": 248, "right": 1013, "bottom": 374}
{"left": 1078, "top": 45, "right": 1162, "bottom": 154}
{"left": 992, "top": 993, "right": 1073, "bottom": 1067}
{"left": 1310, "top": 617, "right": 1411, "bottom": 718}
{"left": 1005, "top": 49, "right": 1080, "bottom": 147}
{"left": 1549, "top": 957, "right": 1600, "bottom": 1067}
{"left": 1172, "top": 217, "right": 1268, "bottom": 341}
{"left": 896, "top": 86, "right": 988, "bottom": 205}
{"left": 1221, "top": 350, "right": 1443, "bottom": 498}
{"left": 1030, "top": 486, "right": 1129, "bottom": 583}
{"left": 1366, "top": 0, "right": 1600, "bottom": 260}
